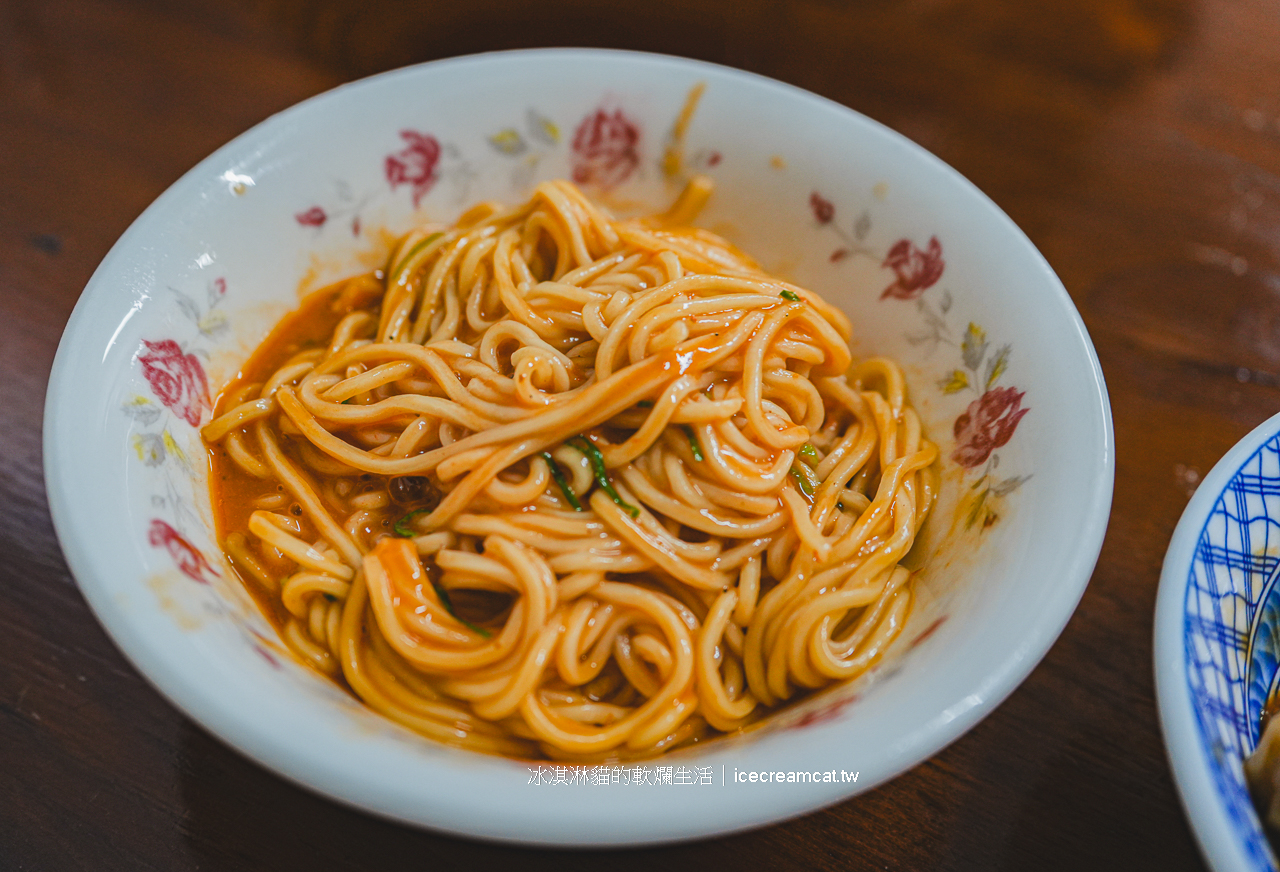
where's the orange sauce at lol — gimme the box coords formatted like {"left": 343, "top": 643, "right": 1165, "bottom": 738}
{"left": 207, "top": 276, "right": 381, "bottom": 633}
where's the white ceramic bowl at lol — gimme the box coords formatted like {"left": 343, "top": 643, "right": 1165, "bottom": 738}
{"left": 1156, "top": 412, "right": 1280, "bottom": 872}
{"left": 44, "top": 49, "right": 1113, "bottom": 845}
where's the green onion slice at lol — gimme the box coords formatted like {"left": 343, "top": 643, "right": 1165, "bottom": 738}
{"left": 799, "top": 443, "right": 820, "bottom": 464}
{"left": 389, "top": 232, "right": 443, "bottom": 283}
{"left": 541, "top": 451, "right": 584, "bottom": 511}
{"left": 682, "top": 425, "right": 705, "bottom": 461}
{"left": 780, "top": 289, "right": 801, "bottom": 302}
{"left": 790, "top": 463, "right": 818, "bottom": 498}
{"left": 393, "top": 508, "right": 432, "bottom": 538}
{"left": 432, "top": 581, "right": 491, "bottom": 638}
{"left": 567, "top": 436, "right": 640, "bottom": 518}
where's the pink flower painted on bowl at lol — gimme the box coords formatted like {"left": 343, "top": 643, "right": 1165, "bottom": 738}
{"left": 571, "top": 107, "right": 640, "bottom": 188}
{"left": 148, "top": 519, "right": 218, "bottom": 585}
{"left": 881, "top": 236, "right": 944, "bottom": 301}
{"left": 952, "top": 386, "right": 1030, "bottom": 469}
{"left": 792, "top": 692, "right": 861, "bottom": 729}
{"left": 385, "top": 130, "right": 441, "bottom": 206}
{"left": 247, "top": 628, "right": 283, "bottom": 669}
{"left": 908, "top": 615, "right": 948, "bottom": 650}
{"left": 810, "top": 190, "right": 1028, "bottom": 525}
{"left": 138, "top": 339, "right": 208, "bottom": 427}
{"left": 809, "top": 191, "right": 835, "bottom": 225}
{"left": 295, "top": 206, "right": 327, "bottom": 227}
{"left": 808, "top": 189, "right": 874, "bottom": 263}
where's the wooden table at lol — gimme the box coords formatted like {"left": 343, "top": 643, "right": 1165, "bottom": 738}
{"left": 3, "top": 0, "right": 1267, "bottom": 867}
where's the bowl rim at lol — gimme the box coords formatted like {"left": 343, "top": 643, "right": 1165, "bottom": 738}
{"left": 43, "top": 46, "right": 1116, "bottom": 845}
{"left": 1156, "top": 410, "right": 1280, "bottom": 872}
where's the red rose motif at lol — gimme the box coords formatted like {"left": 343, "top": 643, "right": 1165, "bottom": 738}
{"left": 295, "top": 206, "right": 327, "bottom": 227}
{"left": 148, "top": 519, "right": 218, "bottom": 585}
{"left": 385, "top": 130, "right": 441, "bottom": 206}
{"left": 951, "top": 387, "right": 1029, "bottom": 468}
{"left": 810, "top": 191, "right": 835, "bottom": 224}
{"left": 253, "top": 644, "right": 281, "bottom": 668}
{"left": 248, "top": 629, "right": 283, "bottom": 669}
{"left": 138, "top": 339, "right": 208, "bottom": 427}
{"left": 792, "top": 693, "right": 860, "bottom": 729}
{"left": 908, "top": 616, "right": 947, "bottom": 650}
{"left": 880, "top": 236, "right": 944, "bottom": 300}
{"left": 571, "top": 108, "right": 640, "bottom": 188}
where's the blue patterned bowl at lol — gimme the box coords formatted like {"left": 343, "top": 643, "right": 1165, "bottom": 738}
{"left": 1157, "top": 413, "right": 1280, "bottom": 872}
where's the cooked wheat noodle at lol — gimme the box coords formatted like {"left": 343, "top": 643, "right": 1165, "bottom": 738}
{"left": 203, "top": 177, "right": 938, "bottom": 760}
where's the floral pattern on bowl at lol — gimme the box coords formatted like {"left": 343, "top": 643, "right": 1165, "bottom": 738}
{"left": 809, "top": 189, "right": 1032, "bottom": 530}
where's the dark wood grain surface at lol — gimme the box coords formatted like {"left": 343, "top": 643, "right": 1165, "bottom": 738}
{"left": 3, "top": 0, "right": 1270, "bottom": 867}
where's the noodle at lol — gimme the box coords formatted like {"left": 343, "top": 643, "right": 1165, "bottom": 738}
{"left": 203, "top": 177, "right": 938, "bottom": 760}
